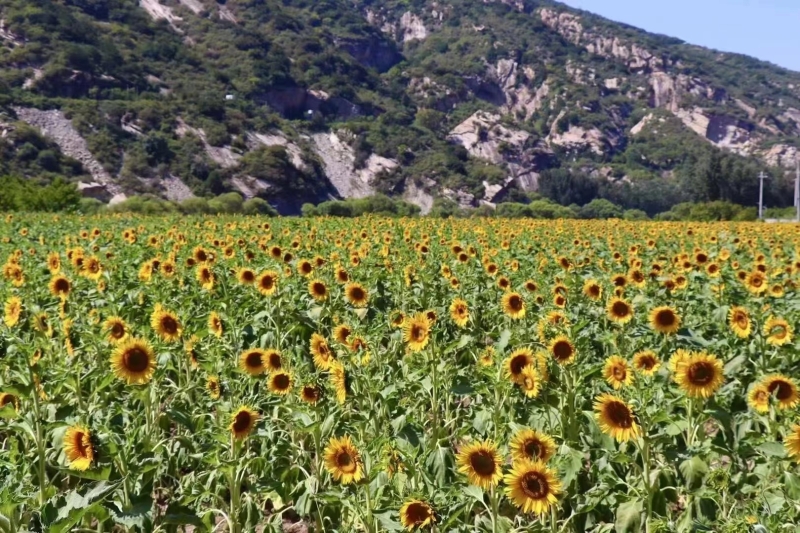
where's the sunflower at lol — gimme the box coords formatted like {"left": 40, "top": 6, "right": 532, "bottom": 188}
{"left": 63, "top": 425, "right": 94, "bottom": 471}
{"left": 403, "top": 313, "right": 431, "bottom": 352}
{"left": 504, "top": 459, "right": 561, "bottom": 516}
{"left": 206, "top": 375, "right": 222, "bottom": 399}
{"left": 32, "top": 312, "right": 52, "bottom": 337}
{"left": 582, "top": 279, "right": 602, "bottom": 301}
{"left": 333, "top": 324, "right": 352, "bottom": 346}
{"left": 344, "top": 282, "right": 369, "bottom": 308}
{"left": 196, "top": 265, "right": 215, "bottom": 290}
{"left": 501, "top": 292, "right": 526, "bottom": 319}
{"left": 308, "top": 279, "right": 328, "bottom": 301}
{"left": 763, "top": 316, "right": 793, "bottom": 346}
{"left": 310, "top": 333, "right": 334, "bottom": 370}
{"left": 785, "top": 424, "right": 800, "bottom": 462}
{"left": 505, "top": 348, "right": 535, "bottom": 383}
{"left": 230, "top": 406, "right": 259, "bottom": 440}
{"left": 523, "top": 279, "right": 538, "bottom": 293}
{"left": 335, "top": 266, "right": 349, "bottom": 284}
{"left": 237, "top": 267, "right": 256, "bottom": 285}
{"left": 208, "top": 312, "right": 223, "bottom": 338}
{"left": 606, "top": 298, "right": 633, "bottom": 324}
{"left": 728, "top": 306, "right": 751, "bottom": 338}
{"left": 549, "top": 336, "right": 576, "bottom": 365}
{"left": 518, "top": 365, "right": 541, "bottom": 398}
{"left": 478, "top": 346, "right": 495, "bottom": 367}
{"left": 150, "top": 305, "right": 182, "bottom": 342}
{"left": 47, "top": 252, "right": 61, "bottom": 273}
{"left": 594, "top": 394, "right": 640, "bottom": 442}
{"left": 330, "top": 360, "right": 347, "bottom": 404}
{"left": 449, "top": 298, "right": 470, "bottom": 328}
{"left": 300, "top": 384, "right": 322, "bottom": 405}
{"left": 762, "top": 374, "right": 799, "bottom": 410}
{"left": 256, "top": 270, "right": 279, "bottom": 296}
{"left": 510, "top": 428, "right": 556, "bottom": 463}
{"left": 632, "top": 350, "right": 661, "bottom": 376}
{"left": 48, "top": 275, "right": 71, "bottom": 298}
{"left": 456, "top": 440, "right": 503, "bottom": 489}
{"left": 674, "top": 352, "right": 724, "bottom": 398}
{"left": 263, "top": 348, "right": 283, "bottom": 373}
{"left": 745, "top": 271, "right": 768, "bottom": 294}
{"left": 268, "top": 371, "right": 293, "bottom": 396}
{"left": 603, "top": 356, "right": 633, "bottom": 389}
{"left": 747, "top": 384, "right": 770, "bottom": 413}
{"left": 239, "top": 348, "right": 267, "bottom": 376}
{"left": 110, "top": 338, "right": 156, "bottom": 385}
{"left": 3, "top": 296, "right": 22, "bottom": 327}
{"left": 297, "top": 259, "right": 314, "bottom": 277}
{"left": 0, "top": 392, "right": 19, "bottom": 411}
{"left": 103, "top": 316, "right": 128, "bottom": 344}
{"left": 399, "top": 500, "right": 435, "bottom": 531}
{"left": 649, "top": 306, "right": 681, "bottom": 334}
{"left": 324, "top": 435, "right": 364, "bottom": 484}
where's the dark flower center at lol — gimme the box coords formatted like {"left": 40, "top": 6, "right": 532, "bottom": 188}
{"left": 124, "top": 347, "right": 150, "bottom": 372}
{"left": 605, "top": 401, "right": 633, "bottom": 428}
{"left": 688, "top": 362, "right": 715, "bottom": 385}
{"left": 469, "top": 450, "right": 496, "bottom": 476}
{"left": 520, "top": 471, "right": 548, "bottom": 499}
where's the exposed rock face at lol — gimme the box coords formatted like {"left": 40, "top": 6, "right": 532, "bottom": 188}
{"left": 175, "top": 118, "right": 240, "bottom": 168}
{"left": 247, "top": 132, "right": 307, "bottom": 171}
{"left": 311, "top": 132, "right": 386, "bottom": 198}
{"left": 399, "top": 12, "right": 428, "bottom": 42}
{"left": 408, "top": 77, "right": 466, "bottom": 111}
{"left": 448, "top": 111, "right": 553, "bottom": 190}
{"left": 139, "top": 0, "right": 182, "bottom": 30}
{"left": 548, "top": 125, "right": 607, "bottom": 155}
{"left": 487, "top": 60, "right": 549, "bottom": 119}
{"left": 230, "top": 175, "right": 270, "bottom": 199}
{"left": 334, "top": 35, "right": 402, "bottom": 72}
{"left": 262, "top": 88, "right": 363, "bottom": 120}
{"left": 673, "top": 108, "right": 757, "bottom": 155}
{"left": 14, "top": 107, "right": 123, "bottom": 196}
{"left": 177, "top": 0, "right": 203, "bottom": 14}
{"left": 762, "top": 144, "right": 799, "bottom": 168}
{"left": 402, "top": 178, "right": 435, "bottom": 214}
{"left": 630, "top": 113, "right": 655, "bottom": 136}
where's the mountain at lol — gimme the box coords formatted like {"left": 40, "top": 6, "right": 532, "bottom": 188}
{"left": 1, "top": 0, "right": 799, "bottom": 214}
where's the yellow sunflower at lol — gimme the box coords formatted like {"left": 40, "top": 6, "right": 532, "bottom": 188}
{"left": 0, "top": 392, "right": 19, "bottom": 411}
{"left": 236, "top": 267, "right": 257, "bottom": 285}
{"left": 330, "top": 360, "right": 347, "bottom": 404}
{"left": 649, "top": 306, "right": 681, "bottom": 334}
{"left": 674, "top": 352, "right": 724, "bottom": 398}
{"left": 505, "top": 348, "right": 535, "bottom": 383}
{"left": 256, "top": 270, "right": 279, "bottom": 296}
{"left": 3, "top": 296, "right": 22, "bottom": 327}
{"left": 504, "top": 459, "right": 561, "bottom": 516}
{"left": 785, "top": 424, "right": 800, "bottom": 462}
{"left": 606, "top": 298, "right": 633, "bottom": 324}
{"left": 603, "top": 356, "right": 633, "bottom": 389}
{"left": 456, "top": 440, "right": 503, "bottom": 490}
{"left": 345, "top": 282, "right": 369, "bottom": 308}
{"left": 518, "top": 365, "right": 541, "bottom": 398}
{"left": 549, "top": 336, "right": 576, "bottom": 366}
{"left": 206, "top": 375, "right": 222, "bottom": 399}
{"left": 310, "top": 333, "right": 334, "bottom": 370}
{"left": 747, "top": 384, "right": 770, "bottom": 413}
{"left": 230, "top": 406, "right": 259, "bottom": 440}
{"left": 478, "top": 346, "right": 495, "bottom": 367}
{"left": 763, "top": 316, "right": 793, "bottom": 346}
{"left": 103, "top": 316, "right": 128, "bottom": 344}
{"left": 582, "top": 279, "right": 602, "bottom": 301}
{"left": 501, "top": 292, "right": 526, "bottom": 319}
{"left": 150, "top": 305, "right": 182, "bottom": 342}
{"left": 324, "top": 435, "right": 364, "bottom": 484}
{"left": 403, "top": 313, "right": 431, "bottom": 352}
{"left": 308, "top": 279, "right": 328, "bottom": 302}
{"left": 510, "top": 428, "right": 556, "bottom": 463}
{"left": 110, "top": 338, "right": 156, "bottom": 385}
{"left": 449, "top": 298, "right": 470, "bottom": 328}
{"left": 239, "top": 348, "right": 267, "bottom": 376}
{"left": 762, "top": 374, "right": 799, "bottom": 410}
{"left": 632, "top": 350, "right": 661, "bottom": 376}
{"left": 48, "top": 275, "right": 71, "bottom": 299}
{"left": 300, "top": 384, "right": 322, "bottom": 405}
{"left": 594, "top": 394, "right": 640, "bottom": 442}
{"left": 208, "top": 312, "right": 223, "bottom": 338}
{"left": 728, "top": 306, "right": 751, "bottom": 338}
{"left": 745, "top": 271, "right": 768, "bottom": 294}
{"left": 63, "top": 425, "right": 94, "bottom": 471}
{"left": 333, "top": 324, "right": 352, "bottom": 345}
{"left": 399, "top": 500, "right": 435, "bottom": 531}
{"left": 268, "top": 371, "right": 293, "bottom": 396}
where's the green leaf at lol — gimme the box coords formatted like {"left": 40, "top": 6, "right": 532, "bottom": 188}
{"left": 163, "top": 504, "right": 203, "bottom": 527}
{"left": 64, "top": 465, "right": 111, "bottom": 481}
{"left": 723, "top": 354, "right": 747, "bottom": 376}
{"left": 783, "top": 471, "right": 800, "bottom": 500}
{"left": 495, "top": 329, "right": 511, "bottom": 352}
{"left": 756, "top": 442, "right": 786, "bottom": 458}
{"left": 614, "top": 499, "right": 643, "bottom": 533}
{"left": 375, "top": 511, "right": 403, "bottom": 531}
{"left": 456, "top": 335, "right": 473, "bottom": 350}
{"left": 463, "top": 485, "right": 485, "bottom": 504}
{"left": 679, "top": 456, "right": 708, "bottom": 490}
{"left": 0, "top": 405, "right": 17, "bottom": 420}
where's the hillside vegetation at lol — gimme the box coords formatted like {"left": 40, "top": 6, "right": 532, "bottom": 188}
{"left": 1, "top": 0, "right": 799, "bottom": 214}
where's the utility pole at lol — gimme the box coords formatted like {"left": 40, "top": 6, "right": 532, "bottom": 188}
{"left": 758, "top": 171, "right": 768, "bottom": 220}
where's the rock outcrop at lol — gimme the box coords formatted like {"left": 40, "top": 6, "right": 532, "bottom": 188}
{"left": 311, "top": 132, "right": 398, "bottom": 198}
{"left": 334, "top": 35, "right": 402, "bottom": 72}
{"left": 262, "top": 88, "right": 364, "bottom": 120}
{"left": 175, "top": 118, "right": 240, "bottom": 168}
{"left": 14, "top": 107, "right": 124, "bottom": 196}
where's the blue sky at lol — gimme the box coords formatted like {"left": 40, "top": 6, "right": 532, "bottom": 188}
{"left": 559, "top": 0, "right": 800, "bottom": 72}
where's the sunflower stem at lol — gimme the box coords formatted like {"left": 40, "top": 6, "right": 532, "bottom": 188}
{"left": 430, "top": 345, "right": 439, "bottom": 450}
{"left": 29, "top": 363, "right": 47, "bottom": 506}
{"left": 489, "top": 487, "right": 499, "bottom": 533}
{"left": 549, "top": 504, "right": 557, "bottom": 533}
{"left": 640, "top": 435, "right": 652, "bottom": 533}
{"left": 230, "top": 434, "right": 241, "bottom": 533}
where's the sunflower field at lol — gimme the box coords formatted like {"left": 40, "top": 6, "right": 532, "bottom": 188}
{"left": 1, "top": 214, "right": 800, "bottom": 533}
